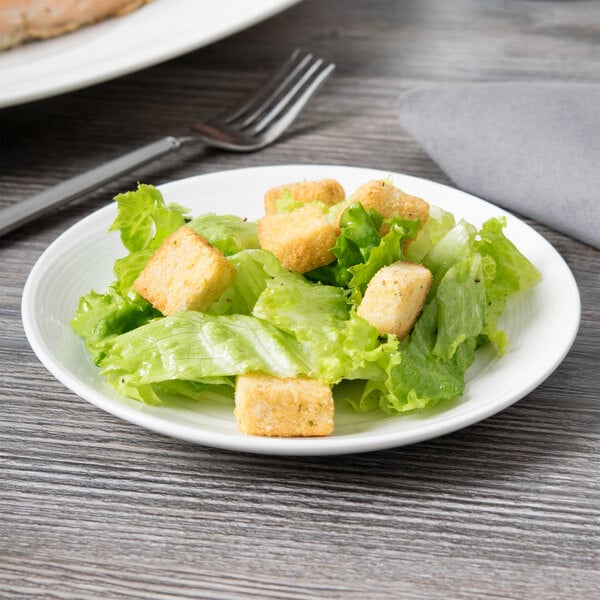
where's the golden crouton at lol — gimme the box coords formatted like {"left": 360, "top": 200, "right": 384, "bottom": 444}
{"left": 234, "top": 372, "right": 334, "bottom": 437}
{"left": 264, "top": 178, "right": 346, "bottom": 214}
{"left": 257, "top": 205, "right": 337, "bottom": 273}
{"left": 357, "top": 260, "right": 433, "bottom": 340}
{"left": 133, "top": 226, "right": 236, "bottom": 316}
{"left": 336, "top": 179, "right": 430, "bottom": 236}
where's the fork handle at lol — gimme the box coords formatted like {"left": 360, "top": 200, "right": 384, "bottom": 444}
{"left": 0, "top": 136, "right": 188, "bottom": 237}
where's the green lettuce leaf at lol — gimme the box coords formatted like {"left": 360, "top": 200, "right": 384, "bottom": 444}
{"left": 110, "top": 183, "right": 189, "bottom": 253}
{"left": 187, "top": 213, "right": 258, "bottom": 256}
{"left": 405, "top": 205, "right": 456, "bottom": 263}
{"left": 99, "top": 312, "right": 313, "bottom": 403}
{"left": 72, "top": 184, "right": 190, "bottom": 357}
{"left": 72, "top": 182, "right": 541, "bottom": 416}
{"left": 306, "top": 201, "right": 419, "bottom": 294}
{"left": 473, "top": 217, "right": 541, "bottom": 351}
{"left": 109, "top": 184, "right": 190, "bottom": 295}
{"left": 274, "top": 189, "right": 334, "bottom": 215}
{"left": 382, "top": 298, "right": 476, "bottom": 413}
{"left": 252, "top": 272, "right": 354, "bottom": 382}
{"left": 208, "top": 249, "right": 286, "bottom": 316}
{"left": 433, "top": 252, "right": 486, "bottom": 359}
{"left": 252, "top": 271, "right": 395, "bottom": 384}
{"left": 71, "top": 286, "right": 160, "bottom": 364}
{"left": 344, "top": 214, "right": 540, "bottom": 414}
{"left": 348, "top": 218, "right": 419, "bottom": 297}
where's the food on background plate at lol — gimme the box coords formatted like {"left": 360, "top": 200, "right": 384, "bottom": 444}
{"left": 0, "top": 0, "right": 151, "bottom": 51}
{"left": 71, "top": 177, "right": 541, "bottom": 439}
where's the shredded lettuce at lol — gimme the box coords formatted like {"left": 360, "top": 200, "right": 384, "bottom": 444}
{"left": 252, "top": 270, "right": 392, "bottom": 384}
{"left": 405, "top": 205, "right": 456, "bottom": 263}
{"left": 72, "top": 183, "right": 541, "bottom": 414}
{"left": 274, "top": 189, "right": 333, "bottom": 215}
{"left": 186, "top": 213, "right": 258, "bottom": 256}
{"left": 99, "top": 312, "right": 313, "bottom": 404}
{"left": 306, "top": 201, "right": 420, "bottom": 297}
{"left": 473, "top": 216, "right": 541, "bottom": 350}
{"left": 71, "top": 286, "right": 160, "bottom": 365}
{"left": 110, "top": 183, "right": 189, "bottom": 253}
{"left": 72, "top": 184, "right": 188, "bottom": 361}
{"left": 208, "top": 249, "right": 284, "bottom": 316}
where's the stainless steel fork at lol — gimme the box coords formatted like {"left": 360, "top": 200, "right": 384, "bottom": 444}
{"left": 0, "top": 49, "right": 335, "bottom": 237}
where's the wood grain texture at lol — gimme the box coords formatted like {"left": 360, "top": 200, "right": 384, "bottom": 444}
{"left": 1, "top": 1, "right": 599, "bottom": 598}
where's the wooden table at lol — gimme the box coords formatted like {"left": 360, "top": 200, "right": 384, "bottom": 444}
{"left": 1, "top": 1, "right": 599, "bottom": 597}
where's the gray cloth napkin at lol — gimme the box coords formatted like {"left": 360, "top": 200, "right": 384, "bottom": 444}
{"left": 397, "top": 82, "right": 600, "bottom": 249}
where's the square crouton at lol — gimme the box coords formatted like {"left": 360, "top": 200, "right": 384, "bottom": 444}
{"left": 133, "top": 226, "right": 236, "bottom": 316}
{"left": 264, "top": 178, "right": 345, "bottom": 214}
{"left": 357, "top": 260, "right": 433, "bottom": 340}
{"left": 234, "top": 372, "right": 334, "bottom": 437}
{"left": 335, "top": 179, "right": 429, "bottom": 237}
{"left": 257, "top": 205, "right": 337, "bottom": 273}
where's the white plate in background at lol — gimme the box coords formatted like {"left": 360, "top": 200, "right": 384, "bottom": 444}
{"left": 0, "top": 0, "right": 300, "bottom": 107}
{"left": 22, "top": 165, "right": 581, "bottom": 455}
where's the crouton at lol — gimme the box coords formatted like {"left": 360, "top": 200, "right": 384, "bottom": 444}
{"left": 257, "top": 205, "right": 337, "bottom": 273}
{"left": 133, "top": 226, "right": 236, "bottom": 316}
{"left": 357, "top": 260, "right": 433, "bottom": 340}
{"left": 264, "top": 178, "right": 345, "bottom": 214}
{"left": 234, "top": 372, "right": 334, "bottom": 437}
{"left": 336, "top": 179, "right": 429, "bottom": 237}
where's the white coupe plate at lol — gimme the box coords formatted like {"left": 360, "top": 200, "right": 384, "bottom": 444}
{"left": 0, "top": 0, "right": 300, "bottom": 107}
{"left": 22, "top": 165, "right": 581, "bottom": 455}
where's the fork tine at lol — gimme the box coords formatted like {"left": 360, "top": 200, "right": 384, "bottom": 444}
{"left": 231, "top": 52, "right": 316, "bottom": 129}
{"left": 192, "top": 50, "right": 335, "bottom": 151}
{"left": 247, "top": 60, "right": 335, "bottom": 144}
{"left": 223, "top": 48, "right": 309, "bottom": 124}
{"left": 240, "top": 57, "right": 323, "bottom": 134}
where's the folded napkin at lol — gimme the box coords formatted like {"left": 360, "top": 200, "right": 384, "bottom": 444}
{"left": 397, "top": 82, "right": 600, "bottom": 249}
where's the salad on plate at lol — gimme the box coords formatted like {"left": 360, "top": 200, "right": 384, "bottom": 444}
{"left": 71, "top": 175, "right": 541, "bottom": 438}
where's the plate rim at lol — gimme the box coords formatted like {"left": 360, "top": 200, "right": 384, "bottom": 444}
{"left": 21, "top": 164, "right": 582, "bottom": 455}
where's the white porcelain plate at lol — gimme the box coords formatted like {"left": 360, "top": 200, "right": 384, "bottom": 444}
{"left": 0, "top": 0, "right": 300, "bottom": 107}
{"left": 22, "top": 165, "right": 581, "bottom": 455}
